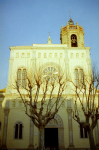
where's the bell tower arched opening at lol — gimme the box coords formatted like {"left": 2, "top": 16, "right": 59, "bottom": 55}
{"left": 71, "top": 34, "right": 77, "bottom": 47}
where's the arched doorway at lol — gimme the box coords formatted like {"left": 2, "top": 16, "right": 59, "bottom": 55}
{"left": 45, "top": 114, "right": 65, "bottom": 150}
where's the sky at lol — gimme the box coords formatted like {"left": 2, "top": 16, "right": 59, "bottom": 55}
{"left": 0, "top": 0, "right": 99, "bottom": 89}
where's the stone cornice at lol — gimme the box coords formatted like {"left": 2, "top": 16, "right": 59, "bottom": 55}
{"left": 66, "top": 47, "right": 91, "bottom": 51}
{"left": 9, "top": 44, "right": 90, "bottom": 51}
{"left": 32, "top": 44, "right": 67, "bottom": 49}
{"left": 9, "top": 44, "right": 67, "bottom": 51}
{"left": 9, "top": 46, "right": 33, "bottom": 50}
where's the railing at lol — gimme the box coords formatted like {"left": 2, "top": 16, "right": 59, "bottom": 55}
{"left": 69, "top": 26, "right": 77, "bottom": 29}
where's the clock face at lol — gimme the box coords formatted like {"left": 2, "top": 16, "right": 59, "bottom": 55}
{"left": 43, "top": 66, "right": 58, "bottom": 81}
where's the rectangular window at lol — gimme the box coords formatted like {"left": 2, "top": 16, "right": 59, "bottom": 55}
{"left": 80, "top": 125, "right": 88, "bottom": 138}
{"left": 15, "top": 123, "right": 23, "bottom": 139}
{"left": 15, "top": 124, "right": 18, "bottom": 139}
{"left": 19, "top": 124, "right": 22, "bottom": 139}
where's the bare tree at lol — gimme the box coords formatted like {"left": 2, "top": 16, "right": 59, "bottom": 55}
{"left": 72, "top": 68, "right": 99, "bottom": 150}
{"left": 15, "top": 71, "right": 67, "bottom": 150}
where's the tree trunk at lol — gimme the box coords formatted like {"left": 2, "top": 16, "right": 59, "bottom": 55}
{"left": 39, "top": 127, "right": 45, "bottom": 150}
{"left": 88, "top": 129, "right": 96, "bottom": 150}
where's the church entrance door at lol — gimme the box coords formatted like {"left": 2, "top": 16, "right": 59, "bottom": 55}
{"left": 44, "top": 128, "right": 58, "bottom": 150}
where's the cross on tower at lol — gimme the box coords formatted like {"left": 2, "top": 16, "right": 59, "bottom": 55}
{"left": 48, "top": 32, "right": 50, "bottom": 36}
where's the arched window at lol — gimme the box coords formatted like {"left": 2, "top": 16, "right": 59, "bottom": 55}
{"left": 54, "top": 53, "right": 57, "bottom": 58}
{"left": 75, "top": 68, "right": 84, "bottom": 87}
{"left": 19, "top": 101, "right": 22, "bottom": 107}
{"left": 17, "top": 69, "right": 27, "bottom": 88}
{"left": 38, "top": 53, "right": 41, "bottom": 58}
{"left": 16, "top": 53, "right": 19, "bottom": 58}
{"left": 71, "top": 34, "right": 77, "bottom": 47}
{"left": 27, "top": 53, "right": 30, "bottom": 58}
{"left": 17, "top": 69, "right": 21, "bottom": 87}
{"left": 44, "top": 53, "right": 47, "bottom": 58}
{"left": 22, "top": 69, "right": 27, "bottom": 88}
{"left": 60, "top": 53, "right": 63, "bottom": 58}
{"left": 21, "top": 53, "right": 25, "bottom": 58}
{"left": 14, "top": 122, "right": 23, "bottom": 139}
{"left": 49, "top": 53, "right": 52, "bottom": 58}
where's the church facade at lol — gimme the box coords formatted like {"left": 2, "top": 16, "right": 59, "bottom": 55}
{"left": 0, "top": 19, "right": 99, "bottom": 150}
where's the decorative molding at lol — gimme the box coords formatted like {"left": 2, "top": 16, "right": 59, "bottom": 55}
{"left": 67, "top": 108, "right": 72, "bottom": 114}
{"left": 4, "top": 108, "right": 10, "bottom": 116}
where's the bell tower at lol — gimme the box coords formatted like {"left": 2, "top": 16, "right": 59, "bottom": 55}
{"left": 60, "top": 18, "right": 85, "bottom": 48}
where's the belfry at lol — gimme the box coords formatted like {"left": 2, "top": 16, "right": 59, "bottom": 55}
{"left": 60, "top": 18, "right": 84, "bottom": 48}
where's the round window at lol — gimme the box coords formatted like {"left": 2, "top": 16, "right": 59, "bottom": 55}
{"left": 43, "top": 67, "right": 58, "bottom": 81}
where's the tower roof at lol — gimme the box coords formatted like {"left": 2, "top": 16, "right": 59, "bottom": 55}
{"left": 68, "top": 18, "right": 74, "bottom": 25}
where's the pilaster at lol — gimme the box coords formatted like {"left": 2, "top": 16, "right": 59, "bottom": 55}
{"left": 64, "top": 49, "right": 69, "bottom": 75}
{"left": 86, "top": 48, "right": 91, "bottom": 74}
{"left": 58, "top": 127, "right": 65, "bottom": 150}
{"left": 95, "top": 123, "right": 99, "bottom": 149}
{"left": 31, "top": 49, "right": 36, "bottom": 75}
{"left": 28, "top": 119, "right": 35, "bottom": 150}
{"left": 67, "top": 100, "right": 75, "bottom": 150}
{"left": 6, "top": 58, "right": 14, "bottom": 94}
{"left": 1, "top": 108, "right": 10, "bottom": 150}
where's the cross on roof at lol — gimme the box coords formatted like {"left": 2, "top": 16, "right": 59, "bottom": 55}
{"left": 48, "top": 32, "right": 50, "bottom": 36}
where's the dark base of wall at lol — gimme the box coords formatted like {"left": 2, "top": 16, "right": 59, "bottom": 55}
{"left": 0, "top": 144, "right": 8, "bottom": 150}
{"left": 0, "top": 147, "right": 92, "bottom": 150}
{"left": 66, "top": 149, "right": 90, "bottom": 150}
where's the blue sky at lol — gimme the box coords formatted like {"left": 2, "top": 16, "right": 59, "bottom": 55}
{"left": 0, "top": 0, "right": 99, "bottom": 89}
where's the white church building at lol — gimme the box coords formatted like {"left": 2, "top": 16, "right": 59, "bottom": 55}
{"left": 0, "top": 19, "right": 99, "bottom": 150}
